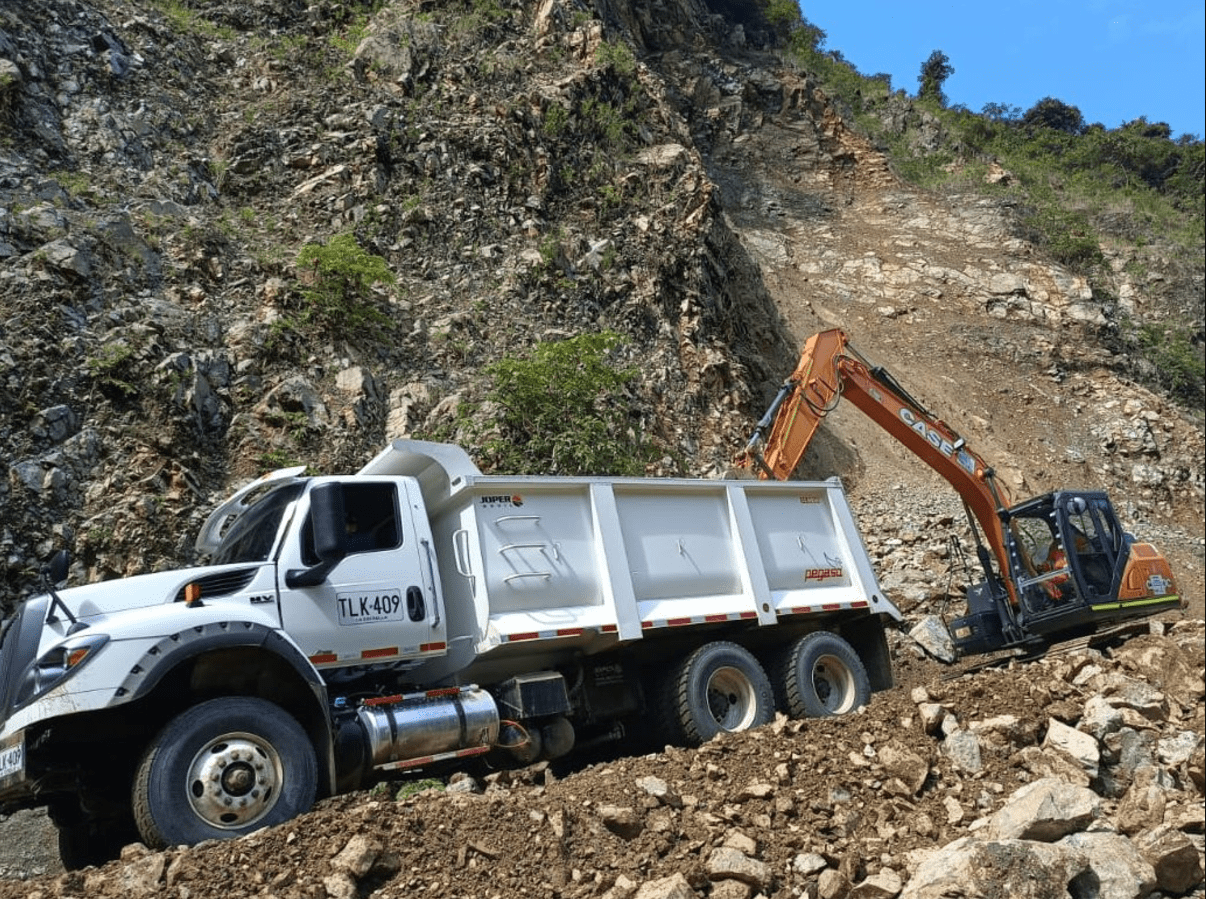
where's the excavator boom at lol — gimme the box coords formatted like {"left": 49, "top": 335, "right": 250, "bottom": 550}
{"left": 741, "top": 329, "right": 1181, "bottom": 653}
{"left": 743, "top": 330, "right": 1016, "bottom": 601}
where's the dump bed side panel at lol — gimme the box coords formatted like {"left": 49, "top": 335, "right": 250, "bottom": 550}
{"left": 425, "top": 476, "right": 898, "bottom": 670}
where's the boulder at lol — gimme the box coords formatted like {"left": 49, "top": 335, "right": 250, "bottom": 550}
{"left": 705, "top": 847, "right": 773, "bottom": 891}
{"left": 900, "top": 837, "right": 1090, "bottom": 899}
{"left": 598, "top": 805, "right": 644, "bottom": 840}
{"left": 908, "top": 616, "right": 957, "bottom": 663}
{"left": 877, "top": 741, "right": 930, "bottom": 795}
{"left": 1113, "top": 767, "right": 1169, "bottom": 835}
{"left": 634, "top": 872, "right": 698, "bottom": 899}
{"left": 1042, "top": 718, "right": 1099, "bottom": 778}
{"left": 981, "top": 777, "right": 1100, "bottom": 841}
{"left": 941, "top": 730, "right": 983, "bottom": 774}
{"left": 849, "top": 868, "right": 903, "bottom": 898}
{"left": 1058, "top": 832, "right": 1156, "bottom": 899}
{"left": 1134, "top": 825, "right": 1205, "bottom": 894}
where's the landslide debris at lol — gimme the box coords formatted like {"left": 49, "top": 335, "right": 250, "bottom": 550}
{"left": 1, "top": 621, "right": 1201, "bottom": 898}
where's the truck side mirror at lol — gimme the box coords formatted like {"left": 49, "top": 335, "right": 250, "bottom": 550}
{"left": 285, "top": 483, "right": 348, "bottom": 588}
{"left": 310, "top": 482, "right": 348, "bottom": 563}
{"left": 47, "top": 549, "right": 70, "bottom": 585}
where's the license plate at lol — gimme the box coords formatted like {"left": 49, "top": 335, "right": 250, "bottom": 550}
{"left": 0, "top": 733, "right": 24, "bottom": 786}
{"left": 336, "top": 589, "right": 406, "bottom": 626}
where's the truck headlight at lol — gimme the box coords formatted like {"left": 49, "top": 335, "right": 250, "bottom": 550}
{"left": 14, "top": 634, "right": 110, "bottom": 708}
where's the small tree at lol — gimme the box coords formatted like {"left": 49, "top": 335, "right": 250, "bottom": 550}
{"left": 294, "top": 233, "right": 392, "bottom": 336}
{"left": 789, "top": 16, "right": 827, "bottom": 55}
{"left": 917, "top": 50, "right": 953, "bottom": 104}
{"left": 474, "top": 332, "right": 649, "bottom": 475}
{"left": 1022, "top": 97, "right": 1085, "bottom": 134}
{"left": 761, "top": 0, "right": 802, "bottom": 43}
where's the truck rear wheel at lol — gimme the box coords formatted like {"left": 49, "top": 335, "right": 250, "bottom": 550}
{"left": 133, "top": 697, "right": 318, "bottom": 849}
{"left": 662, "top": 641, "right": 774, "bottom": 746}
{"left": 772, "top": 631, "right": 870, "bottom": 718}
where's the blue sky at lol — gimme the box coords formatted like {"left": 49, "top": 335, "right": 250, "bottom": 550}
{"left": 799, "top": 1, "right": 1205, "bottom": 139}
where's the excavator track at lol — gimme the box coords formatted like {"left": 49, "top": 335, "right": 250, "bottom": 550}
{"left": 941, "top": 619, "right": 1155, "bottom": 681}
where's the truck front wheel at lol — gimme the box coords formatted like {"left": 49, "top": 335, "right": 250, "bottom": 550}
{"left": 133, "top": 697, "right": 318, "bottom": 848}
{"left": 662, "top": 641, "right": 774, "bottom": 746}
{"left": 772, "top": 631, "right": 871, "bottom": 718}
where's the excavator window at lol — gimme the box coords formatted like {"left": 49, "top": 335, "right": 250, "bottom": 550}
{"left": 1009, "top": 508, "right": 1074, "bottom": 612}
{"left": 1060, "top": 496, "right": 1115, "bottom": 597}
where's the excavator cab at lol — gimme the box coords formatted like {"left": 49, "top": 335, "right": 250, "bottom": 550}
{"left": 1006, "top": 493, "right": 1112, "bottom": 615}
{"left": 1001, "top": 490, "right": 1168, "bottom": 642}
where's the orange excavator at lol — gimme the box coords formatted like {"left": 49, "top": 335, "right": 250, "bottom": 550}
{"left": 740, "top": 329, "right": 1182, "bottom": 657}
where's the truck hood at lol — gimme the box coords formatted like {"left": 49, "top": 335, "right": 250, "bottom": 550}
{"left": 51, "top": 563, "right": 272, "bottom": 621}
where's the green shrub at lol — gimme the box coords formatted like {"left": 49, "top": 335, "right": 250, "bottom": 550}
{"left": 469, "top": 332, "right": 651, "bottom": 475}
{"left": 1130, "top": 322, "right": 1205, "bottom": 408}
{"left": 760, "top": 0, "right": 803, "bottom": 42}
{"left": 594, "top": 40, "right": 636, "bottom": 77}
{"left": 292, "top": 233, "right": 393, "bottom": 337}
{"left": 1025, "top": 207, "right": 1105, "bottom": 270}
{"left": 87, "top": 343, "right": 139, "bottom": 400}
{"left": 543, "top": 103, "right": 569, "bottom": 138}
{"left": 394, "top": 777, "right": 444, "bottom": 800}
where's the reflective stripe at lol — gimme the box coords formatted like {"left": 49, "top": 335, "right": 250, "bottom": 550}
{"left": 1091, "top": 595, "right": 1180, "bottom": 612}
{"left": 781, "top": 599, "right": 869, "bottom": 617}
{"left": 310, "top": 643, "right": 445, "bottom": 666}
{"left": 361, "top": 647, "right": 398, "bottom": 660}
{"left": 377, "top": 745, "right": 491, "bottom": 772}
{"left": 640, "top": 610, "right": 760, "bottom": 630}
{"left": 499, "top": 627, "right": 593, "bottom": 643}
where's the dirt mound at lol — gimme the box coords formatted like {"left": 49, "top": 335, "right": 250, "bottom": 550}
{"left": 3, "top": 621, "right": 1200, "bottom": 898}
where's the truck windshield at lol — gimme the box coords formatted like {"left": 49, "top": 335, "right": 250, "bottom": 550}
{"left": 211, "top": 482, "right": 305, "bottom": 565}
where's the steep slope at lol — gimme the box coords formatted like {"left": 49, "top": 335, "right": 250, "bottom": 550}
{"left": 643, "top": 46, "right": 1204, "bottom": 609}
{"left": 0, "top": 0, "right": 1202, "bottom": 884}
{"left": 2, "top": 1, "right": 1200, "bottom": 611}
{"left": 0, "top": 0, "right": 789, "bottom": 602}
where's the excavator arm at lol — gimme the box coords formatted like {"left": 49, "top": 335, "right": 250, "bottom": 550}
{"left": 741, "top": 329, "right": 1020, "bottom": 606}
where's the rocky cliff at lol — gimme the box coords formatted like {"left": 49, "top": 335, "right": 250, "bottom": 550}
{"left": 0, "top": 0, "right": 1202, "bottom": 892}
{"left": 1, "top": 0, "right": 1202, "bottom": 609}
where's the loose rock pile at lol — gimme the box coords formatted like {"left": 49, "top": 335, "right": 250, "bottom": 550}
{"left": 2, "top": 620, "right": 1200, "bottom": 899}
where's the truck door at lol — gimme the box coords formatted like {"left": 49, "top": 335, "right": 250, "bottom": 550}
{"left": 277, "top": 480, "right": 446, "bottom": 670}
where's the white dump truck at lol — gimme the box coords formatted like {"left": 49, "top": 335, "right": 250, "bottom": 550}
{"left": 0, "top": 440, "right": 900, "bottom": 866}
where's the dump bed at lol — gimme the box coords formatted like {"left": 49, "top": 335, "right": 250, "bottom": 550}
{"left": 361, "top": 442, "right": 899, "bottom": 679}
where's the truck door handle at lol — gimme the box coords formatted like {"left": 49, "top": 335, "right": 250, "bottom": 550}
{"left": 406, "top": 586, "right": 425, "bottom": 622}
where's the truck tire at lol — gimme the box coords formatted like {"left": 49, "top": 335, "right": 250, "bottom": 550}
{"left": 772, "top": 631, "right": 871, "bottom": 718}
{"left": 662, "top": 641, "right": 774, "bottom": 746}
{"left": 133, "top": 697, "right": 318, "bottom": 849}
